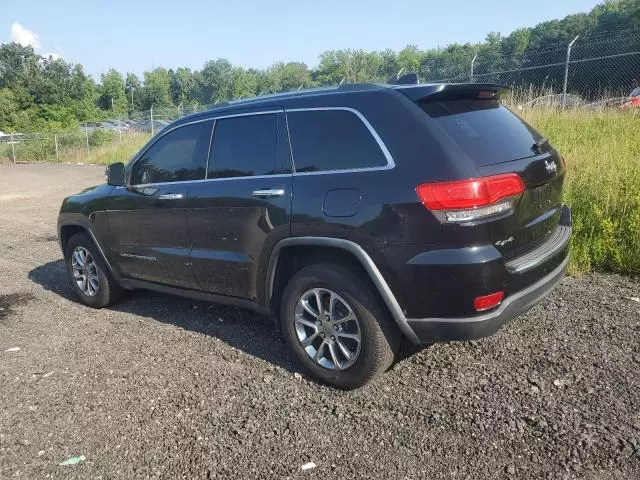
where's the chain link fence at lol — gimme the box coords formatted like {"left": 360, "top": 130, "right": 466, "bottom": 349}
{"left": 424, "top": 29, "right": 640, "bottom": 107}
{"left": 2, "top": 29, "right": 639, "bottom": 164}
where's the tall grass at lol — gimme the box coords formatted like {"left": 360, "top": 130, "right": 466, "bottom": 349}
{"left": 520, "top": 108, "right": 640, "bottom": 275}
{"left": 0, "top": 131, "right": 150, "bottom": 165}
{"left": 63, "top": 132, "right": 150, "bottom": 165}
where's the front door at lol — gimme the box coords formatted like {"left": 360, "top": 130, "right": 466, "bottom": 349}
{"left": 187, "top": 111, "right": 292, "bottom": 300}
{"left": 107, "top": 119, "right": 213, "bottom": 288}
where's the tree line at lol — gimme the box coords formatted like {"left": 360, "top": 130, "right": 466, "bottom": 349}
{"left": 0, "top": 0, "right": 638, "bottom": 133}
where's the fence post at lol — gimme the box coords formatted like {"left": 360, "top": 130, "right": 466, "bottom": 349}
{"left": 10, "top": 133, "right": 16, "bottom": 163}
{"left": 85, "top": 123, "right": 90, "bottom": 157}
{"left": 150, "top": 105, "right": 154, "bottom": 136}
{"left": 54, "top": 134, "right": 59, "bottom": 162}
{"left": 470, "top": 54, "right": 478, "bottom": 82}
{"left": 562, "top": 35, "right": 580, "bottom": 108}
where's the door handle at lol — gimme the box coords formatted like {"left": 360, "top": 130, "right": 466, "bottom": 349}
{"left": 157, "top": 193, "right": 184, "bottom": 200}
{"left": 252, "top": 189, "right": 285, "bottom": 198}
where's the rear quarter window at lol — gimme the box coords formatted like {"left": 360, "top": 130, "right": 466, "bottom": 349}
{"left": 286, "top": 109, "right": 388, "bottom": 173}
{"left": 420, "top": 99, "right": 543, "bottom": 166}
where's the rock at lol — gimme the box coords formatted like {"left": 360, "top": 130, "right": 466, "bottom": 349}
{"left": 58, "top": 455, "right": 86, "bottom": 466}
{"left": 301, "top": 461, "right": 316, "bottom": 471}
{"left": 506, "top": 464, "right": 516, "bottom": 475}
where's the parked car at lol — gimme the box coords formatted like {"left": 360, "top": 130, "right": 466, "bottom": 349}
{"left": 518, "top": 93, "right": 583, "bottom": 110}
{"left": 621, "top": 87, "right": 640, "bottom": 109}
{"left": 129, "top": 119, "right": 170, "bottom": 133}
{"left": 58, "top": 82, "right": 571, "bottom": 389}
{"left": 584, "top": 97, "right": 630, "bottom": 110}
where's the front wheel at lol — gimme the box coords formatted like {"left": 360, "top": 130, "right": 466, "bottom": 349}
{"left": 280, "top": 263, "right": 400, "bottom": 389}
{"left": 64, "top": 232, "right": 123, "bottom": 308}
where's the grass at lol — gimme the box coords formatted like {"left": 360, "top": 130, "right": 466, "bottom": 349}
{"left": 0, "top": 131, "right": 151, "bottom": 165}
{"left": 520, "top": 108, "right": 640, "bottom": 275}
{"left": 62, "top": 132, "right": 151, "bottom": 165}
{"left": 2, "top": 109, "right": 639, "bottom": 275}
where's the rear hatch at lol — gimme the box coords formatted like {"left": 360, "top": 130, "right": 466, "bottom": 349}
{"left": 409, "top": 84, "right": 566, "bottom": 258}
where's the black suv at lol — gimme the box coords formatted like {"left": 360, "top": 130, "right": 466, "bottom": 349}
{"left": 58, "top": 82, "right": 571, "bottom": 389}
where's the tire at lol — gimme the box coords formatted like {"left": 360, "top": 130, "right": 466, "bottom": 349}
{"left": 64, "top": 232, "right": 123, "bottom": 308}
{"left": 280, "top": 263, "right": 400, "bottom": 389}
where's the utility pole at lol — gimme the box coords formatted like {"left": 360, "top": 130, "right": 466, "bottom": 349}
{"left": 562, "top": 36, "right": 579, "bottom": 108}
{"left": 150, "top": 105, "right": 154, "bottom": 136}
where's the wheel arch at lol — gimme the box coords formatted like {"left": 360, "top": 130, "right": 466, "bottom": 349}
{"left": 265, "top": 237, "right": 420, "bottom": 344}
{"left": 58, "top": 221, "right": 119, "bottom": 280}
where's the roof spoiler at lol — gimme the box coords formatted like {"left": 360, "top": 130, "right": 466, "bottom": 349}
{"left": 394, "top": 83, "right": 510, "bottom": 102}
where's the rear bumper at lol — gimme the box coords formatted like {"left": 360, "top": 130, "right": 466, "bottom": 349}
{"left": 406, "top": 253, "right": 568, "bottom": 343}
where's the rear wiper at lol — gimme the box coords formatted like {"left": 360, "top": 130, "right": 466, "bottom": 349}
{"left": 532, "top": 137, "right": 549, "bottom": 153}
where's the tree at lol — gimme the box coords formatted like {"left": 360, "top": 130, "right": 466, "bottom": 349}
{"left": 200, "top": 59, "right": 234, "bottom": 104}
{"left": 98, "top": 69, "right": 127, "bottom": 114}
{"left": 141, "top": 68, "right": 171, "bottom": 109}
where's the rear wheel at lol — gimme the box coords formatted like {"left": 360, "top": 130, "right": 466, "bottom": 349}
{"left": 64, "top": 233, "right": 123, "bottom": 308}
{"left": 280, "top": 263, "right": 400, "bottom": 389}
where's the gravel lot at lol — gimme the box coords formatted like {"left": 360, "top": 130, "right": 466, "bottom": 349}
{"left": 0, "top": 163, "right": 639, "bottom": 479}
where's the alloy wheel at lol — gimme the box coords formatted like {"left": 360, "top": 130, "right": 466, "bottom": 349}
{"left": 71, "top": 246, "right": 99, "bottom": 297}
{"left": 294, "top": 288, "right": 361, "bottom": 370}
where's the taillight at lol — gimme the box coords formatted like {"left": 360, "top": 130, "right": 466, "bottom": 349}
{"left": 415, "top": 173, "right": 525, "bottom": 223}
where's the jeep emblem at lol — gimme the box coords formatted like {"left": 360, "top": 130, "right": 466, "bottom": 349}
{"left": 545, "top": 160, "right": 557, "bottom": 174}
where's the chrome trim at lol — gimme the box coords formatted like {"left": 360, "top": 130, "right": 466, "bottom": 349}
{"left": 120, "top": 173, "right": 293, "bottom": 189}
{"left": 505, "top": 225, "right": 571, "bottom": 273}
{"left": 120, "top": 253, "right": 157, "bottom": 261}
{"left": 266, "top": 237, "right": 420, "bottom": 344}
{"left": 205, "top": 119, "right": 216, "bottom": 176}
{"left": 157, "top": 193, "right": 184, "bottom": 200}
{"left": 123, "top": 106, "right": 395, "bottom": 188}
{"left": 252, "top": 189, "right": 285, "bottom": 198}
{"left": 127, "top": 110, "right": 282, "bottom": 185}
{"left": 285, "top": 107, "right": 395, "bottom": 175}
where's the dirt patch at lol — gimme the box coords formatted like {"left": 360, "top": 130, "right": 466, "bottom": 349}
{"left": 0, "top": 292, "right": 34, "bottom": 321}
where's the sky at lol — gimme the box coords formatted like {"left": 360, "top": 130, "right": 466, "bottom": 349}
{"left": 2, "top": 0, "right": 601, "bottom": 79}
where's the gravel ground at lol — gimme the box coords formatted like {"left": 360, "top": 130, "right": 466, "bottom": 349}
{"left": 0, "top": 163, "right": 639, "bottom": 480}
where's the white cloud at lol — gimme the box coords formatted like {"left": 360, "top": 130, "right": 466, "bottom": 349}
{"left": 10, "top": 22, "right": 40, "bottom": 48}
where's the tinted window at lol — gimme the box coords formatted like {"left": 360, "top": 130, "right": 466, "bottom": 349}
{"left": 208, "top": 114, "right": 279, "bottom": 178}
{"left": 130, "top": 121, "right": 212, "bottom": 184}
{"left": 287, "top": 110, "right": 388, "bottom": 173}
{"left": 419, "top": 99, "right": 543, "bottom": 166}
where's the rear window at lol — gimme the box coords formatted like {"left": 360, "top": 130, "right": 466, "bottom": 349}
{"left": 419, "top": 99, "right": 543, "bottom": 166}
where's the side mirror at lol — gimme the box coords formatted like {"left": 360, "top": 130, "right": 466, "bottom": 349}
{"left": 105, "top": 162, "right": 125, "bottom": 186}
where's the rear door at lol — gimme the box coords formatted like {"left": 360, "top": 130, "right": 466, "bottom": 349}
{"left": 418, "top": 95, "right": 567, "bottom": 257}
{"left": 107, "top": 120, "right": 213, "bottom": 288}
{"left": 186, "top": 111, "right": 292, "bottom": 300}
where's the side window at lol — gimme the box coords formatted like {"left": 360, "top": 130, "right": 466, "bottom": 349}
{"left": 286, "top": 109, "right": 388, "bottom": 173}
{"left": 208, "top": 114, "right": 279, "bottom": 178}
{"left": 130, "top": 120, "right": 212, "bottom": 185}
